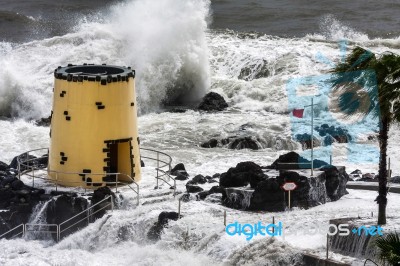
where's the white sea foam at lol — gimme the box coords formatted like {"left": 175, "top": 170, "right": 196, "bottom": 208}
{"left": 1, "top": 1, "right": 400, "bottom": 265}
{"left": 0, "top": 0, "right": 210, "bottom": 118}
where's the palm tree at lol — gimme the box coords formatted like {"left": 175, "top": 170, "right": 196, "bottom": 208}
{"left": 331, "top": 47, "right": 400, "bottom": 225}
{"left": 375, "top": 232, "right": 400, "bottom": 265}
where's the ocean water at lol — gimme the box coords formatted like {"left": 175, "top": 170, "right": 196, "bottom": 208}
{"left": 0, "top": 0, "right": 400, "bottom": 265}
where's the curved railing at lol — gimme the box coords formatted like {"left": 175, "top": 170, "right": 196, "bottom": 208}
{"left": 16, "top": 148, "right": 139, "bottom": 204}
{"left": 16, "top": 147, "right": 176, "bottom": 200}
{"left": 140, "top": 147, "right": 176, "bottom": 195}
{"left": 1, "top": 195, "right": 114, "bottom": 242}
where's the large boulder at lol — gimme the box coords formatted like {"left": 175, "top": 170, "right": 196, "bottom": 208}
{"left": 200, "top": 139, "right": 218, "bottom": 148}
{"left": 192, "top": 174, "right": 207, "bottom": 184}
{"left": 228, "top": 137, "right": 260, "bottom": 150}
{"left": 0, "top": 161, "right": 9, "bottom": 171}
{"left": 268, "top": 151, "right": 328, "bottom": 170}
{"left": 186, "top": 183, "right": 204, "bottom": 193}
{"left": 315, "top": 124, "right": 352, "bottom": 144}
{"left": 147, "top": 211, "right": 180, "bottom": 240}
{"left": 321, "top": 166, "right": 349, "bottom": 201}
{"left": 198, "top": 92, "right": 228, "bottom": 112}
{"left": 295, "top": 133, "right": 321, "bottom": 150}
{"left": 220, "top": 161, "right": 266, "bottom": 188}
{"left": 201, "top": 136, "right": 261, "bottom": 150}
{"left": 170, "top": 163, "right": 189, "bottom": 180}
{"left": 247, "top": 170, "right": 327, "bottom": 211}
{"left": 46, "top": 193, "right": 89, "bottom": 239}
{"left": 9, "top": 153, "right": 38, "bottom": 171}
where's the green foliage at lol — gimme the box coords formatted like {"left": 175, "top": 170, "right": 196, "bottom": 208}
{"left": 375, "top": 232, "right": 400, "bottom": 265}
{"left": 331, "top": 47, "right": 400, "bottom": 122}
{"left": 330, "top": 47, "right": 400, "bottom": 225}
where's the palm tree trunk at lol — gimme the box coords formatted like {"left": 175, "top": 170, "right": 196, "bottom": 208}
{"left": 377, "top": 116, "right": 389, "bottom": 225}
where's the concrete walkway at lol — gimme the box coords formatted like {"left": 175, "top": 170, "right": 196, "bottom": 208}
{"left": 347, "top": 181, "right": 400, "bottom": 193}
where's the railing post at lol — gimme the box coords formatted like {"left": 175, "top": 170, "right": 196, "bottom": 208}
{"left": 17, "top": 160, "right": 21, "bottom": 179}
{"left": 178, "top": 198, "right": 181, "bottom": 218}
{"left": 56, "top": 172, "right": 58, "bottom": 192}
{"left": 272, "top": 216, "right": 275, "bottom": 234}
{"left": 223, "top": 210, "right": 227, "bottom": 227}
{"left": 87, "top": 207, "right": 90, "bottom": 226}
{"left": 116, "top": 174, "right": 118, "bottom": 193}
{"left": 137, "top": 185, "right": 140, "bottom": 206}
{"left": 111, "top": 195, "right": 114, "bottom": 211}
{"left": 326, "top": 233, "right": 329, "bottom": 259}
{"left": 32, "top": 166, "right": 35, "bottom": 188}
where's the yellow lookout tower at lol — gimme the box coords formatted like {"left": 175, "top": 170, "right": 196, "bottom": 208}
{"left": 48, "top": 64, "right": 141, "bottom": 188}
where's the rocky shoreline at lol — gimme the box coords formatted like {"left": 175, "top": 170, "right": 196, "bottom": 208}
{"left": 0, "top": 153, "right": 114, "bottom": 240}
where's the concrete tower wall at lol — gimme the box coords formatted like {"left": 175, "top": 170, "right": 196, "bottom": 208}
{"left": 49, "top": 65, "right": 141, "bottom": 188}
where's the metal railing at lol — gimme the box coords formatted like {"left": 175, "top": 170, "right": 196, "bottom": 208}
{"left": 140, "top": 148, "right": 176, "bottom": 195}
{"left": 24, "top": 223, "right": 59, "bottom": 241}
{"left": 0, "top": 224, "right": 24, "bottom": 240}
{"left": 0, "top": 195, "right": 114, "bottom": 242}
{"left": 16, "top": 150, "right": 139, "bottom": 204}
{"left": 16, "top": 147, "right": 175, "bottom": 202}
{"left": 17, "top": 148, "right": 49, "bottom": 182}
{"left": 58, "top": 195, "right": 113, "bottom": 241}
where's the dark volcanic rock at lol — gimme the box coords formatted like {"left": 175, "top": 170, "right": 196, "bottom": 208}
{"left": 196, "top": 186, "right": 226, "bottom": 201}
{"left": 268, "top": 151, "right": 328, "bottom": 170}
{"left": 201, "top": 138, "right": 218, "bottom": 148}
{"left": 247, "top": 170, "right": 327, "bottom": 211}
{"left": 238, "top": 60, "right": 270, "bottom": 81}
{"left": 0, "top": 161, "right": 9, "bottom": 171}
{"left": 171, "top": 163, "right": 186, "bottom": 173}
{"left": 46, "top": 194, "right": 90, "bottom": 238}
{"left": 295, "top": 133, "right": 321, "bottom": 150}
{"left": 314, "top": 124, "right": 352, "bottom": 144}
{"left": 228, "top": 137, "right": 260, "bottom": 150}
{"left": 35, "top": 116, "right": 51, "bottom": 127}
{"left": 248, "top": 178, "right": 285, "bottom": 211}
{"left": 320, "top": 165, "right": 349, "bottom": 201}
{"left": 8, "top": 152, "right": 47, "bottom": 171}
{"left": 174, "top": 171, "right": 189, "bottom": 181}
{"left": 192, "top": 174, "right": 207, "bottom": 184}
{"left": 147, "top": 211, "right": 180, "bottom": 241}
{"left": 91, "top": 186, "right": 114, "bottom": 219}
{"left": 170, "top": 163, "right": 188, "bottom": 176}
{"left": 186, "top": 184, "right": 204, "bottom": 193}
{"left": 170, "top": 163, "right": 189, "bottom": 180}
{"left": 391, "top": 176, "right": 400, "bottom": 184}
{"left": 201, "top": 136, "right": 261, "bottom": 150}
{"left": 220, "top": 161, "right": 265, "bottom": 188}
{"left": 198, "top": 92, "right": 228, "bottom": 112}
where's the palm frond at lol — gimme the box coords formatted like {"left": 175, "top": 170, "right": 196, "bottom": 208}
{"left": 375, "top": 232, "right": 400, "bottom": 265}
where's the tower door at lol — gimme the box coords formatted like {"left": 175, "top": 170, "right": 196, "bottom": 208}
{"left": 109, "top": 143, "right": 119, "bottom": 174}
{"left": 105, "top": 139, "right": 134, "bottom": 184}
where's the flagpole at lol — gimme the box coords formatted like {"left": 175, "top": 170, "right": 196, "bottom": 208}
{"left": 311, "top": 98, "right": 314, "bottom": 177}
